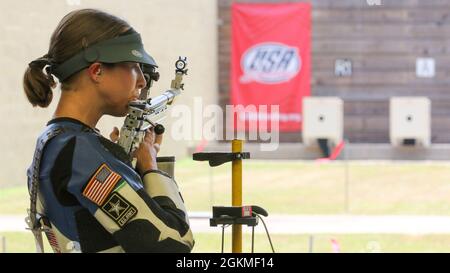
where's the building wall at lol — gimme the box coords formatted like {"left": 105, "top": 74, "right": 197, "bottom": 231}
{"left": 218, "top": 0, "right": 450, "bottom": 143}
{"left": 0, "top": 0, "right": 217, "bottom": 187}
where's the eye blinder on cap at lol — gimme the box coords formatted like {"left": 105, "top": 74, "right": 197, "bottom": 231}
{"left": 52, "top": 33, "right": 157, "bottom": 82}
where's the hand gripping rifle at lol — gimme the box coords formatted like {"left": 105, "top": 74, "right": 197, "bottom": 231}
{"left": 118, "top": 57, "right": 188, "bottom": 167}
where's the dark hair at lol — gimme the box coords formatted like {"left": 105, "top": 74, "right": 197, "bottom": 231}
{"left": 23, "top": 9, "right": 131, "bottom": 107}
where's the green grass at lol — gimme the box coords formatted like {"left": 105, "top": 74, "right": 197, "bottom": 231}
{"left": 4, "top": 160, "right": 450, "bottom": 215}
{"left": 193, "top": 232, "right": 450, "bottom": 253}
{"left": 0, "top": 232, "right": 51, "bottom": 253}
{"left": 0, "top": 186, "right": 28, "bottom": 215}
{"left": 178, "top": 160, "right": 450, "bottom": 215}
{"left": 1, "top": 232, "right": 450, "bottom": 253}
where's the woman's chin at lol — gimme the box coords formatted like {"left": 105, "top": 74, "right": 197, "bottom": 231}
{"left": 108, "top": 107, "right": 129, "bottom": 117}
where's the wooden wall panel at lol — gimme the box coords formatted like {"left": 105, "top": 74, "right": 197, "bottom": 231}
{"left": 218, "top": 0, "right": 450, "bottom": 143}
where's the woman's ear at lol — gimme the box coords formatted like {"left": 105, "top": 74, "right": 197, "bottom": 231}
{"left": 87, "top": 62, "right": 102, "bottom": 83}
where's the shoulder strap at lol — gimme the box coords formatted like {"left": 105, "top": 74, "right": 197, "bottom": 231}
{"left": 25, "top": 125, "right": 65, "bottom": 253}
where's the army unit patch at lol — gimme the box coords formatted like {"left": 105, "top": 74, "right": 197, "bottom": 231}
{"left": 82, "top": 164, "right": 122, "bottom": 206}
{"left": 101, "top": 192, "right": 137, "bottom": 227}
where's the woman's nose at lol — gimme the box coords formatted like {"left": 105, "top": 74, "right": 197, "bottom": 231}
{"left": 136, "top": 68, "right": 147, "bottom": 90}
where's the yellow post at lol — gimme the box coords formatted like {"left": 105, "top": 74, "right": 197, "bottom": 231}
{"left": 231, "top": 139, "right": 243, "bottom": 253}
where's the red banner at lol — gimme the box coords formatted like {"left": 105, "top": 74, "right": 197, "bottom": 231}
{"left": 231, "top": 2, "right": 311, "bottom": 132}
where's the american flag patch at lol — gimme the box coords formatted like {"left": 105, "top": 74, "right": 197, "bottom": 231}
{"left": 82, "top": 164, "right": 121, "bottom": 206}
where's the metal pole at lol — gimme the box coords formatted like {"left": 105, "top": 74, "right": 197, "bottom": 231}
{"left": 1, "top": 236, "right": 5, "bottom": 253}
{"left": 344, "top": 139, "right": 350, "bottom": 213}
{"left": 221, "top": 225, "right": 225, "bottom": 253}
{"left": 209, "top": 167, "right": 214, "bottom": 208}
{"left": 308, "top": 235, "right": 314, "bottom": 253}
{"left": 232, "top": 139, "right": 243, "bottom": 253}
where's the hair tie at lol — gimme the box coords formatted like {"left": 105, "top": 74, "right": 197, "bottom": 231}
{"left": 29, "top": 54, "right": 57, "bottom": 87}
{"left": 28, "top": 54, "right": 53, "bottom": 68}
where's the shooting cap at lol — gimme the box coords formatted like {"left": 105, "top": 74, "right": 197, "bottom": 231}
{"left": 52, "top": 29, "right": 157, "bottom": 82}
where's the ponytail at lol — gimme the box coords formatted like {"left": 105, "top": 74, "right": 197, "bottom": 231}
{"left": 23, "top": 55, "right": 56, "bottom": 108}
{"left": 23, "top": 9, "right": 131, "bottom": 108}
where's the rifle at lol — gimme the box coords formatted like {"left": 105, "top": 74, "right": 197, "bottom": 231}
{"left": 118, "top": 57, "right": 188, "bottom": 167}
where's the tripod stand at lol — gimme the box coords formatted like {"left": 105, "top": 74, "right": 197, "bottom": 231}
{"left": 193, "top": 139, "right": 272, "bottom": 253}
